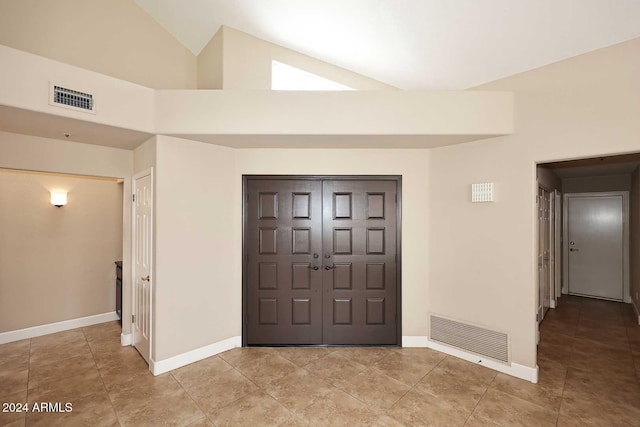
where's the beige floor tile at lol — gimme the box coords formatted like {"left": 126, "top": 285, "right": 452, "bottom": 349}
{"left": 209, "top": 390, "right": 302, "bottom": 427}
{"left": 373, "top": 349, "right": 442, "bottom": 386}
{"left": 26, "top": 391, "right": 118, "bottom": 427}
{"left": 185, "top": 417, "right": 215, "bottom": 426}
{"left": 387, "top": 388, "right": 469, "bottom": 427}
{"left": 29, "top": 340, "right": 93, "bottom": 365}
{"left": 218, "top": 347, "right": 273, "bottom": 367}
{"left": 535, "top": 357, "right": 568, "bottom": 392}
{"left": 185, "top": 368, "right": 258, "bottom": 415}
{"left": 537, "top": 341, "right": 574, "bottom": 366}
{"left": 328, "top": 347, "right": 392, "bottom": 365}
{"left": 489, "top": 373, "right": 563, "bottom": 412}
{"left": 235, "top": 353, "right": 298, "bottom": 388}
{"left": 336, "top": 367, "right": 411, "bottom": 410}
{"left": 28, "top": 353, "right": 97, "bottom": 390}
{"left": 30, "top": 330, "right": 86, "bottom": 351}
{"left": 562, "top": 367, "right": 640, "bottom": 409}
{"left": 472, "top": 388, "right": 558, "bottom": 427}
{"left": 560, "top": 394, "right": 640, "bottom": 426}
{"left": 272, "top": 347, "right": 331, "bottom": 367}
{"left": 0, "top": 390, "right": 27, "bottom": 427}
{"left": 303, "top": 352, "right": 367, "bottom": 386}
{"left": 171, "top": 355, "right": 232, "bottom": 389}
{"left": 0, "top": 341, "right": 30, "bottom": 372}
{"left": 463, "top": 414, "right": 501, "bottom": 426}
{"left": 437, "top": 357, "right": 497, "bottom": 385}
{"left": 82, "top": 321, "right": 122, "bottom": 344}
{"left": 0, "top": 369, "right": 28, "bottom": 397}
{"left": 1, "top": 419, "right": 26, "bottom": 427}
{"left": 115, "top": 388, "right": 205, "bottom": 427}
{"left": 108, "top": 373, "right": 182, "bottom": 415}
{"left": 27, "top": 369, "right": 106, "bottom": 403}
{"left": 415, "top": 367, "right": 488, "bottom": 414}
{"left": 261, "top": 368, "right": 333, "bottom": 413}
{"left": 300, "top": 388, "right": 392, "bottom": 426}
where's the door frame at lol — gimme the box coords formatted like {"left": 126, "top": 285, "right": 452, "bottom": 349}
{"left": 562, "top": 191, "right": 630, "bottom": 302}
{"left": 131, "top": 167, "right": 154, "bottom": 362}
{"left": 242, "top": 175, "right": 403, "bottom": 347}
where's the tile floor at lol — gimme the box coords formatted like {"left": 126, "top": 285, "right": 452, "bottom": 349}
{"left": 1, "top": 295, "right": 639, "bottom": 426}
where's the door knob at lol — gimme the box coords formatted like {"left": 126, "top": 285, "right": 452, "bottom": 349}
{"left": 308, "top": 265, "right": 319, "bottom": 270}
{"left": 325, "top": 265, "right": 334, "bottom": 270}
{"left": 141, "top": 275, "right": 150, "bottom": 281}
{"left": 569, "top": 248, "right": 579, "bottom": 252}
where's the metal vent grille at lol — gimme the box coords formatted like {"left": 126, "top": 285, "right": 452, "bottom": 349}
{"left": 430, "top": 314, "right": 509, "bottom": 363}
{"left": 52, "top": 85, "right": 93, "bottom": 111}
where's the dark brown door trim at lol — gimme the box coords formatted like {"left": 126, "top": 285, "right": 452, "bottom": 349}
{"left": 242, "top": 175, "right": 402, "bottom": 346}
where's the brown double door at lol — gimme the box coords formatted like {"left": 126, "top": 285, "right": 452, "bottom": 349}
{"left": 245, "top": 177, "right": 399, "bottom": 346}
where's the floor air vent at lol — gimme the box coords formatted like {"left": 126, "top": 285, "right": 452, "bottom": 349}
{"left": 50, "top": 84, "right": 94, "bottom": 113}
{"left": 430, "top": 314, "right": 509, "bottom": 363}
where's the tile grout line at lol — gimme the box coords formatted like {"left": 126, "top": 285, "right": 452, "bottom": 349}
{"left": 169, "top": 370, "right": 217, "bottom": 427}
{"left": 82, "top": 326, "right": 124, "bottom": 427}
{"left": 24, "top": 337, "right": 32, "bottom": 426}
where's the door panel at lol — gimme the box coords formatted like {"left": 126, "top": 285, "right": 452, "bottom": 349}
{"left": 322, "top": 180, "right": 397, "bottom": 345}
{"left": 133, "top": 172, "right": 152, "bottom": 362}
{"left": 245, "top": 177, "right": 399, "bottom": 346}
{"left": 246, "top": 180, "right": 323, "bottom": 344}
{"left": 567, "top": 195, "right": 624, "bottom": 300}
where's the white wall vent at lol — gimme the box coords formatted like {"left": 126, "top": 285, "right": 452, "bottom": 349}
{"left": 50, "top": 83, "right": 95, "bottom": 114}
{"left": 471, "top": 182, "right": 494, "bottom": 202}
{"left": 430, "top": 314, "right": 509, "bottom": 363}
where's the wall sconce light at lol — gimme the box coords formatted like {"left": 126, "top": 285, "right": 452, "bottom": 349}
{"left": 50, "top": 191, "right": 68, "bottom": 207}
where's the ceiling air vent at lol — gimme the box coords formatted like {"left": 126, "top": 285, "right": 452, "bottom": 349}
{"left": 50, "top": 83, "right": 95, "bottom": 114}
{"left": 430, "top": 314, "right": 509, "bottom": 363}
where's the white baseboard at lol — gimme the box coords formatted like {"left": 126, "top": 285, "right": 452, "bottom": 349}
{"left": 632, "top": 300, "right": 640, "bottom": 326}
{"left": 150, "top": 336, "right": 242, "bottom": 376}
{"left": 402, "top": 335, "right": 429, "bottom": 347}
{"left": 402, "top": 335, "right": 539, "bottom": 384}
{"left": 121, "top": 333, "right": 132, "bottom": 346}
{"left": 550, "top": 300, "right": 556, "bottom": 309}
{"left": 0, "top": 312, "right": 119, "bottom": 344}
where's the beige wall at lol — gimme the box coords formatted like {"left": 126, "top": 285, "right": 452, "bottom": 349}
{"left": 153, "top": 136, "right": 237, "bottom": 360}
{"left": 134, "top": 136, "right": 157, "bottom": 174}
{"left": 631, "top": 167, "right": 640, "bottom": 312}
{"left": 0, "top": 169, "right": 123, "bottom": 332}
{"left": 0, "top": 131, "right": 134, "bottom": 334}
{"left": 197, "top": 29, "right": 223, "bottom": 90}
{"left": 562, "top": 174, "right": 631, "bottom": 193}
{"left": 150, "top": 135, "right": 430, "bottom": 360}
{"left": 0, "top": 0, "right": 196, "bottom": 89}
{"left": 220, "top": 26, "right": 396, "bottom": 90}
{"left": 428, "top": 37, "right": 640, "bottom": 368}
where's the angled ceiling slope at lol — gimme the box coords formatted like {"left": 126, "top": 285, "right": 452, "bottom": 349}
{"left": 135, "top": 0, "right": 640, "bottom": 90}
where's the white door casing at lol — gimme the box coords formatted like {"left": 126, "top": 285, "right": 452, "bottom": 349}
{"left": 554, "top": 190, "right": 562, "bottom": 302}
{"left": 132, "top": 169, "right": 153, "bottom": 363}
{"left": 563, "top": 192, "right": 629, "bottom": 302}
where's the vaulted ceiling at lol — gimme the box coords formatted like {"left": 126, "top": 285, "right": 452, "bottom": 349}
{"left": 134, "top": 0, "right": 640, "bottom": 90}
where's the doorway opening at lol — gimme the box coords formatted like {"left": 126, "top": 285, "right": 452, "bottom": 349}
{"left": 242, "top": 175, "right": 402, "bottom": 346}
{"left": 537, "top": 153, "right": 640, "bottom": 322}
{"left": 0, "top": 167, "right": 125, "bottom": 343}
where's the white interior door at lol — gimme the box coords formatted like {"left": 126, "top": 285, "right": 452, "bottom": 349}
{"left": 133, "top": 170, "right": 153, "bottom": 362}
{"left": 538, "top": 188, "right": 551, "bottom": 322}
{"left": 567, "top": 194, "right": 624, "bottom": 301}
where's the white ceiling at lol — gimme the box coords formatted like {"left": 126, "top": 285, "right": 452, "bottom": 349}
{"left": 134, "top": 0, "right": 640, "bottom": 90}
